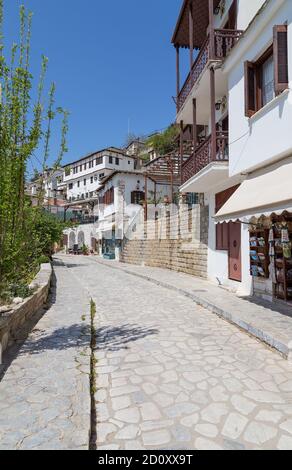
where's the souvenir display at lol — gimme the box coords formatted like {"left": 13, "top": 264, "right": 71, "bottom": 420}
{"left": 249, "top": 229, "right": 269, "bottom": 278}
{"left": 272, "top": 221, "right": 292, "bottom": 302}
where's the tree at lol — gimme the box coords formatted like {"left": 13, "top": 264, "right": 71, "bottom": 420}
{"left": 0, "top": 1, "right": 69, "bottom": 301}
{"left": 146, "top": 124, "right": 179, "bottom": 155}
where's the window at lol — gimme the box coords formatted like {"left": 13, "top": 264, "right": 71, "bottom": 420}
{"left": 262, "top": 55, "right": 275, "bottom": 106}
{"left": 84, "top": 163, "right": 87, "bottom": 170}
{"left": 104, "top": 187, "right": 114, "bottom": 205}
{"left": 115, "top": 158, "right": 119, "bottom": 166}
{"left": 245, "top": 25, "right": 288, "bottom": 117}
{"left": 109, "top": 156, "right": 113, "bottom": 164}
{"left": 77, "top": 181, "right": 80, "bottom": 188}
{"left": 99, "top": 173, "right": 105, "bottom": 179}
{"left": 73, "top": 167, "right": 78, "bottom": 175}
{"left": 96, "top": 156, "right": 103, "bottom": 166}
{"left": 80, "top": 165, "right": 82, "bottom": 172}
{"left": 90, "top": 176, "right": 93, "bottom": 184}
{"left": 131, "top": 191, "right": 145, "bottom": 205}
{"left": 84, "top": 179, "right": 86, "bottom": 186}
{"left": 128, "top": 161, "right": 131, "bottom": 165}
{"left": 68, "top": 183, "right": 73, "bottom": 190}
{"left": 89, "top": 161, "right": 93, "bottom": 169}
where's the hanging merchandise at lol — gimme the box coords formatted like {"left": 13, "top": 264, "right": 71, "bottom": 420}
{"left": 269, "top": 228, "right": 275, "bottom": 243}
{"left": 281, "top": 228, "right": 290, "bottom": 243}
{"left": 283, "top": 243, "right": 292, "bottom": 259}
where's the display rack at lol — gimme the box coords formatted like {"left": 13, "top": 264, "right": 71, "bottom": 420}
{"left": 249, "top": 228, "right": 270, "bottom": 278}
{"left": 273, "top": 224, "right": 292, "bottom": 302}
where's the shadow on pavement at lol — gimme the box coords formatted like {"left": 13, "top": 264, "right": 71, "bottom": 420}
{"left": 94, "top": 324, "right": 159, "bottom": 352}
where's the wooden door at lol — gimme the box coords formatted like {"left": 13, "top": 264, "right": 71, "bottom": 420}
{"left": 228, "top": 222, "right": 242, "bottom": 282}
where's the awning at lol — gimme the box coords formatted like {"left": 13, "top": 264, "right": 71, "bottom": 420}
{"left": 215, "top": 158, "right": 292, "bottom": 223}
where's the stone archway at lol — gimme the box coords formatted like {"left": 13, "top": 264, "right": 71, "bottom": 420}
{"left": 69, "top": 232, "right": 76, "bottom": 249}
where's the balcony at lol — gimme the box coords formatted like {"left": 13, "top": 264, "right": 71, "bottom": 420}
{"left": 182, "top": 131, "right": 228, "bottom": 184}
{"left": 177, "top": 29, "right": 243, "bottom": 112}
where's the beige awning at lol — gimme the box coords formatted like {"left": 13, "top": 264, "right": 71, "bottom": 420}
{"left": 215, "top": 158, "right": 292, "bottom": 223}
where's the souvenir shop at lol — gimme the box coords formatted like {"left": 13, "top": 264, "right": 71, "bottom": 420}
{"left": 214, "top": 158, "right": 292, "bottom": 305}
{"left": 249, "top": 212, "right": 292, "bottom": 304}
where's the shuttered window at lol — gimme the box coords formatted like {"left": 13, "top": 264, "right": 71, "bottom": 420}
{"left": 245, "top": 61, "right": 256, "bottom": 117}
{"left": 245, "top": 25, "right": 288, "bottom": 117}
{"left": 274, "top": 25, "right": 288, "bottom": 95}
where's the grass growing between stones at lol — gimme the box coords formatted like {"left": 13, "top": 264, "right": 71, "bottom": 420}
{"left": 89, "top": 298, "right": 97, "bottom": 450}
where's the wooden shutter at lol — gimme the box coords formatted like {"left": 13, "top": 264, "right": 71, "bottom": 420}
{"left": 216, "top": 223, "right": 229, "bottom": 251}
{"left": 244, "top": 61, "right": 256, "bottom": 117}
{"left": 228, "top": 0, "right": 237, "bottom": 30}
{"left": 273, "top": 25, "right": 288, "bottom": 95}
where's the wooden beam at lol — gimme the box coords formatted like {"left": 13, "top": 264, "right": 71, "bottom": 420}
{"left": 209, "top": 0, "right": 215, "bottom": 59}
{"left": 144, "top": 173, "right": 148, "bottom": 222}
{"left": 210, "top": 66, "right": 216, "bottom": 162}
{"left": 189, "top": 1, "right": 194, "bottom": 70}
{"left": 176, "top": 46, "right": 180, "bottom": 101}
{"left": 180, "top": 120, "right": 184, "bottom": 186}
{"left": 192, "top": 98, "right": 197, "bottom": 149}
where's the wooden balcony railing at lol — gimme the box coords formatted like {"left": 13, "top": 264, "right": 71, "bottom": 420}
{"left": 182, "top": 131, "right": 229, "bottom": 185}
{"left": 177, "top": 29, "right": 243, "bottom": 112}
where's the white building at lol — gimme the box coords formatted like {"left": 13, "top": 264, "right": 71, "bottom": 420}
{"left": 61, "top": 147, "right": 136, "bottom": 203}
{"left": 174, "top": 0, "right": 292, "bottom": 304}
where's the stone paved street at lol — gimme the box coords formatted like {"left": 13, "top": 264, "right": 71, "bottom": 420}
{"left": 0, "top": 259, "right": 91, "bottom": 450}
{"left": 61, "top": 255, "right": 292, "bottom": 451}
{"left": 1, "top": 255, "right": 292, "bottom": 450}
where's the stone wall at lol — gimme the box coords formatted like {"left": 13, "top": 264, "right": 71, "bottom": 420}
{"left": 120, "top": 205, "right": 209, "bottom": 279}
{"left": 0, "top": 263, "right": 52, "bottom": 363}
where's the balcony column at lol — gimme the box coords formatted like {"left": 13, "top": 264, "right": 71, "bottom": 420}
{"left": 210, "top": 66, "right": 217, "bottom": 162}
{"left": 176, "top": 46, "right": 180, "bottom": 103}
{"left": 189, "top": 1, "right": 194, "bottom": 70}
{"left": 180, "top": 120, "right": 184, "bottom": 186}
{"left": 208, "top": 0, "right": 215, "bottom": 59}
{"left": 144, "top": 173, "right": 148, "bottom": 222}
{"left": 192, "top": 98, "right": 197, "bottom": 150}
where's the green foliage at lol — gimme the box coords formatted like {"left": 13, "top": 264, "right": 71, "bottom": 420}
{"left": 146, "top": 125, "right": 179, "bottom": 155}
{"left": 38, "top": 255, "right": 50, "bottom": 264}
{"left": 0, "top": 1, "right": 69, "bottom": 303}
{"left": 82, "top": 244, "right": 89, "bottom": 255}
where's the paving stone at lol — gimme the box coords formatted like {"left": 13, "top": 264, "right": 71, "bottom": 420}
{"left": 142, "top": 429, "right": 171, "bottom": 447}
{"left": 280, "top": 419, "right": 292, "bottom": 435}
{"left": 231, "top": 395, "right": 257, "bottom": 416}
{"left": 114, "top": 407, "right": 140, "bottom": 424}
{"left": 115, "top": 425, "right": 139, "bottom": 440}
{"left": 277, "top": 435, "right": 292, "bottom": 450}
{"left": 255, "top": 410, "right": 283, "bottom": 424}
{"left": 222, "top": 413, "right": 248, "bottom": 440}
{"left": 140, "top": 402, "right": 162, "bottom": 421}
{"left": 195, "top": 437, "right": 224, "bottom": 450}
{"left": 111, "top": 395, "right": 132, "bottom": 412}
{"left": 195, "top": 423, "right": 218, "bottom": 439}
{"left": 244, "top": 422, "right": 278, "bottom": 445}
{"left": 201, "top": 403, "right": 229, "bottom": 424}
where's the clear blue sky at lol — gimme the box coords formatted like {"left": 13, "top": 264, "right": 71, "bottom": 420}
{"left": 4, "top": 0, "right": 186, "bottom": 172}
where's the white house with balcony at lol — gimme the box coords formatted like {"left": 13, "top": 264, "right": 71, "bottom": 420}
{"left": 61, "top": 147, "right": 136, "bottom": 203}
{"left": 173, "top": 0, "right": 292, "bottom": 303}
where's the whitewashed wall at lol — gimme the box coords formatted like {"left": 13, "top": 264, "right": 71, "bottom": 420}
{"left": 227, "top": 0, "right": 292, "bottom": 176}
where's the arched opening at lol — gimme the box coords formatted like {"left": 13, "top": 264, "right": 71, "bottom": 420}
{"left": 69, "top": 232, "right": 76, "bottom": 249}
{"left": 78, "top": 231, "right": 85, "bottom": 248}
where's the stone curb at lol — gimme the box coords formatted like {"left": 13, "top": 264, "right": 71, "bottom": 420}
{"left": 0, "top": 263, "right": 52, "bottom": 364}
{"left": 92, "top": 258, "right": 291, "bottom": 361}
